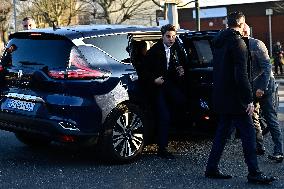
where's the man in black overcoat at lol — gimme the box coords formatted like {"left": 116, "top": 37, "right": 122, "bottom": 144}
{"left": 205, "top": 11, "right": 275, "bottom": 184}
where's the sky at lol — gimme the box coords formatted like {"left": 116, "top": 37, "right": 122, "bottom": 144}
{"left": 184, "top": 0, "right": 282, "bottom": 7}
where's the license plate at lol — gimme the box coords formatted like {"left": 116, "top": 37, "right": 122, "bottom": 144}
{"left": 6, "top": 99, "right": 35, "bottom": 112}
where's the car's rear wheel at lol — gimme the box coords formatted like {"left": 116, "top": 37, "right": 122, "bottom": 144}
{"left": 103, "top": 103, "right": 145, "bottom": 163}
{"left": 15, "top": 133, "right": 51, "bottom": 148}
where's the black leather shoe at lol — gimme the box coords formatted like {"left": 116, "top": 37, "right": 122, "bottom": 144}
{"left": 247, "top": 173, "right": 276, "bottom": 184}
{"left": 157, "top": 150, "right": 175, "bottom": 159}
{"left": 268, "top": 153, "right": 284, "bottom": 163}
{"left": 205, "top": 170, "right": 232, "bottom": 179}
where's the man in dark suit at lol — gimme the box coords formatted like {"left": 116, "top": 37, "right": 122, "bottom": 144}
{"left": 205, "top": 11, "right": 275, "bottom": 184}
{"left": 144, "top": 24, "right": 185, "bottom": 159}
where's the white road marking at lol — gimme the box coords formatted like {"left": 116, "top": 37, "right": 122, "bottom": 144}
{"left": 277, "top": 82, "right": 284, "bottom": 107}
{"left": 280, "top": 97, "right": 284, "bottom": 102}
{"left": 278, "top": 87, "right": 284, "bottom": 107}
{"left": 279, "top": 103, "right": 284, "bottom": 108}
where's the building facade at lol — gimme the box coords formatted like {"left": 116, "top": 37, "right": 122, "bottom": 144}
{"left": 178, "top": 0, "right": 284, "bottom": 56}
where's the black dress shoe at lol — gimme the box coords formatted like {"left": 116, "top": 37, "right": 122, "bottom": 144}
{"left": 157, "top": 150, "right": 175, "bottom": 159}
{"left": 205, "top": 170, "right": 232, "bottom": 179}
{"left": 247, "top": 172, "right": 276, "bottom": 184}
{"left": 268, "top": 153, "right": 284, "bottom": 163}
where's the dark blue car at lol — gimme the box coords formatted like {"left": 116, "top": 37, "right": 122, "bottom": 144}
{"left": 0, "top": 25, "right": 219, "bottom": 162}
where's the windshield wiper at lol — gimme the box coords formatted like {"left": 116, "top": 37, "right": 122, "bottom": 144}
{"left": 19, "top": 61, "right": 44, "bottom": 65}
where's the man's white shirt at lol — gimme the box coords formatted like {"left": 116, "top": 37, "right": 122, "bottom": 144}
{"left": 164, "top": 44, "right": 171, "bottom": 68}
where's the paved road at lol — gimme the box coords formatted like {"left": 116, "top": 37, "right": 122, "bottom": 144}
{"left": 0, "top": 86, "right": 284, "bottom": 188}
{"left": 2, "top": 130, "right": 284, "bottom": 189}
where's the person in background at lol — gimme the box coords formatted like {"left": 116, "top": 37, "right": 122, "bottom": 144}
{"left": 0, "top": 44, "right": 17, "bottom": 67}
{"left": 22, "top": 17, "right": 36, "bottom": 30}
{"left": 144, "top": 24, "right": 185, "bottom": 159}
{"left": 132, "top": 40, "right": 148, "bottom": 78}
{"left": 205, "top": 11, "right": 275, "bottom": 184}
{"left": 273, "top": 41, "right": 283, "bottom": 75}
{"left": 243, "top": 23, "right": 283, "bottom": 162}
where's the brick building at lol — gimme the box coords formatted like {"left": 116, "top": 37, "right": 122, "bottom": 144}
{"left": 178, "top": 0, "right": 284, "bottom": 55}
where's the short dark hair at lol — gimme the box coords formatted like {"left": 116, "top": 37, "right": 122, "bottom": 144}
{"left": 160, "top": 24, "right": 176, "bottom": 35}
{"left": 227, "top": 11, "right": 245, "bottom": 28}
{"left": 22, "top": 17, "right": 34, "bottom": 22}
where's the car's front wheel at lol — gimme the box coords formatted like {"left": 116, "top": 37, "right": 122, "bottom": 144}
{"left": 103, "top": 103, "right": 145, "bottom": 163}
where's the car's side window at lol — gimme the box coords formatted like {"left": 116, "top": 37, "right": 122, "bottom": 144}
{"left": 83, "top": 34, "right": 129, "bottom": 63}
{"left": 193, "top": 40, "right": 213, "bottom": 65}
{"left": 77, "top": 45, "right": 114, "bottom": 71}
{"left": 183, "top": 40, "right": 199, "bottom": 65}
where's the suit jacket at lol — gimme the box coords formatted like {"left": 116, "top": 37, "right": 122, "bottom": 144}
{"left": 212, "top": 29, "right": 253, "bottom": 115}
{"left": 143, "top": 39, "right": 183, "bottom": 88}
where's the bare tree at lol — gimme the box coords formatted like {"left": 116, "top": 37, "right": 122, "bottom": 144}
{"left": 18, "top": 0, "right": 89, "bottom": 28}
{"left": 273, "top": 2, "right": 284, "bottom": 13}
{"left": 81, "top": 0, "right": 158, "bottom": 24}
{"left": 0, "top": 0, "right": 12, "bottom": 47}
{"left": 152, "top": 0, "right": 162, "bottom": 8}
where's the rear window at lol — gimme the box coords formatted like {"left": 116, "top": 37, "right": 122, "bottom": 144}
{"left": 1, "top": 38, "right": 73, "bottom": 69}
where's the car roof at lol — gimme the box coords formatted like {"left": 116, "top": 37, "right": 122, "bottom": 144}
{"left": 15, "top": 24, "right": 188, "bottom": 40}
{"left": 185, "top": 30, "right": 219, "bottom": 36}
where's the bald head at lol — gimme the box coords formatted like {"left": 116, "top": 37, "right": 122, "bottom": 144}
{"left": 243, "top": 23, "right": 251, "bottom": 37}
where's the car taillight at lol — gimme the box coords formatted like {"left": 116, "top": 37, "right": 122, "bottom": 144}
{"left": 48, "top": 70, "right": 65, "bottom": 79}
{"left": 47, "top": 48, "right": 110, "bottom": 79}
{"left": 67, "top": 68, "right": 105, "bottom": 79}
{"left": 29, "top": 33, "right": 42, "bottom": 36}
{"left": 0, "top": 65, "right": 4, "bottom": 72}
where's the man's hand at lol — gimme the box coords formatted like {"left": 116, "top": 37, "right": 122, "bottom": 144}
{"left": 255, "top": 89, "right": 264, "bottom": 98}
{"left": 154, "top": 76, "right": 165, "bottom": 85}
{"left": 246, "top": 102, "right": 254, "bottom": 116}
{"left": 176, "top": 66, "right": 184, "bottom": 76}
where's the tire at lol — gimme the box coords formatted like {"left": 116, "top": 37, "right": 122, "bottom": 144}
{"left": 103, "top": 102, "right": 146, "bottom": 163}
{"left": 15, "top": 133, "right": 51, "bottom": 148}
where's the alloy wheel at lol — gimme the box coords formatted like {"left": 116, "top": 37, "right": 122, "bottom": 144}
{"left": 112, "top": 112, "right": 144, "bottom": 158}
